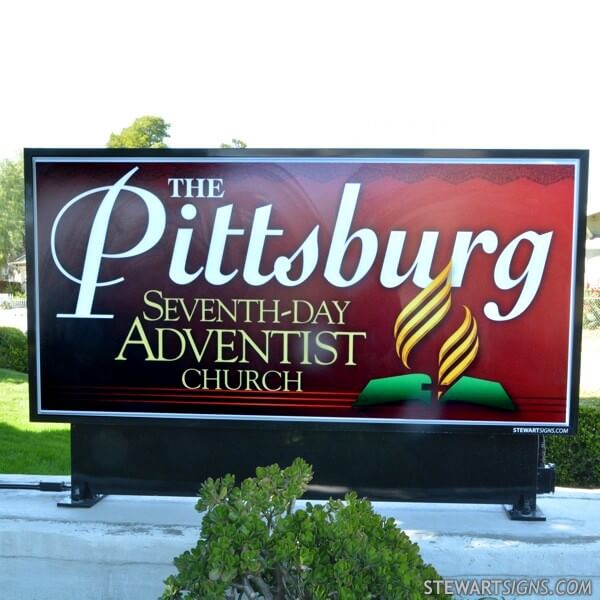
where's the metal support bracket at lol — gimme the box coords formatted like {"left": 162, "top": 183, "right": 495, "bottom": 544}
{"left": 504, "top": 494, "right": 546, "bottom": 521}
{"left": 57, "top": 482, "right": 106, "bottom": 508}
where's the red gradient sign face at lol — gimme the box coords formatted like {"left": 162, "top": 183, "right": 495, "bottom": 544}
{"left": 27, "top": 151, "right": 587, "bottom": 433}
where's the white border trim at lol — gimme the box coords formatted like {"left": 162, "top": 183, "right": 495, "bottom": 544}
{"left": 33, "top": 156, "right": 578, "bottom": 166}
{"left": 31, "top": 155, "right": 582, "bottom": 428}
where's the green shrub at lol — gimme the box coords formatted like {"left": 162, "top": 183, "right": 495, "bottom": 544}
{"left": 0, "top": 326, "right": 28, "bottom": 373}
{"left": 546, "top": 403, "right": 600, "bottom": 487}
{"left": 161, "top": 458, "right": 448, "bottom": 600}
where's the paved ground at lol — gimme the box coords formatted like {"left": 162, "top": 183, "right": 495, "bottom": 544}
{"left": 581, "top": 330, "right": 600, "bottom": 396}
{"left": 0, "top": 308, "right": 26, "bottom": 332}
{"left": 0, "top": 478, "right": 598, "bottom": 600}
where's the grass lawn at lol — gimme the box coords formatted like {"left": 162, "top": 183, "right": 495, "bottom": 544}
{"left": 0, "top": 368, "right": 70, "bottom": 474}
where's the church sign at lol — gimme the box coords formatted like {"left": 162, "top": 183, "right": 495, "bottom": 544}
{"left": 26, "top": 149, "right": 588, "bottom": 434}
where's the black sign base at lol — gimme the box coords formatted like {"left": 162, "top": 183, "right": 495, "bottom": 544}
{"left": 62, "top": 423, "right": 554, "bottom": 518}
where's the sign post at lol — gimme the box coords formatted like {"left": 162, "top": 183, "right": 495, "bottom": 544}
{"left": 25, "top": 149, "right": 588, "bottom": 515}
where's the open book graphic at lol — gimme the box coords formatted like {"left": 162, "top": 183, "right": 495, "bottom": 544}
{"left": 354, "top": 374, "right": 515, "bottom": 410}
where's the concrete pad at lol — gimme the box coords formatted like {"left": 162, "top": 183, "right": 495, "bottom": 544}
{"left": 0, "top": 307, "right": 27, "bottom": 332}
{"left": 1, "top": 477, "right": 599, "bottom": 599}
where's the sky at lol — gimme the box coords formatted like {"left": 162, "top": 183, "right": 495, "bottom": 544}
{"left": 1, "top": 0, "right": 598, "bottom": 212}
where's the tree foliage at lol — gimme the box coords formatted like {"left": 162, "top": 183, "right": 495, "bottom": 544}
{"left": 0, "top": 326, "right": 28, "bottom": 372}
{"left": 107, "top": 115, "right": 171, "bottom": 148}
{"left": 546, "top": 403, "right": 600, "bottom": 487}
{"left": 0, "top": 158, "right": 25, "bottom": 273}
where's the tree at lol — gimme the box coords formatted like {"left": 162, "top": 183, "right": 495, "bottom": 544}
{"left": 0, "top": 158, "right": 25, "bottom": 275}
{"left": 107, "top": 115, "right": 171, "bottom": 148}
{"left": 221, "top": 138, "right": 247, "bottom": 149}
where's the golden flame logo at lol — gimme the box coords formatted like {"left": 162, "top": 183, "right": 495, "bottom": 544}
{"left": 393, "top": 261, "right": 480, "bottom": 394}
{"left": 438, "top": 306, "right": 479, "bottom": 388}
{"left": 393, "top": 262, "right": 452, "bottom": 368}
{"left": 356, "top": 262, "right": 512, "bottom": 411}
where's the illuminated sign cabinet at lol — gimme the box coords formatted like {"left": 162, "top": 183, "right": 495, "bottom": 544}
{"left": 26, "top": 149, "right": 588, "bottom": 435}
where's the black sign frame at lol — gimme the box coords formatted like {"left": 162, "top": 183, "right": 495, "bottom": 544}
{"left": 25, "top": 148, "right": 589, "bottom": 436}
